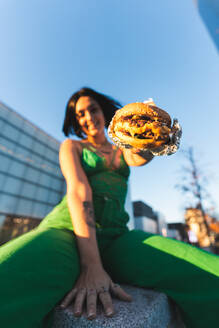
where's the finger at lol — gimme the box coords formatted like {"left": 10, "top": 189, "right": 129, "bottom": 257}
{"left": 73, "top": 288, "right": 86, "bottom": 317}
{"left": 98, "top": 291, "right": 114, "bottom": 317}
{"left": 86, "top": 289, "right": 97, "bottom": 320}
{"left": 110, "top": 283, "right": 132, "bottom": 302}
{"left": 60, "top": 288, "right": 78, "bottom": 308}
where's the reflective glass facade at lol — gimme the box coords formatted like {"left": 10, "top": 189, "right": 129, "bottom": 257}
{"left": 0, "top": 102, "right": 65, "bottom": 223}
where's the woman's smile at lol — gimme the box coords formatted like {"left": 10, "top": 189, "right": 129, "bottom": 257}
{"left": 75, "top": 96, "right": 105, "bottom": 137}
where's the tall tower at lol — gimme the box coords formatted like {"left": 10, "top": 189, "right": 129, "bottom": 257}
{"left": 194, "top": 0, "right": 219, "bottom": 52}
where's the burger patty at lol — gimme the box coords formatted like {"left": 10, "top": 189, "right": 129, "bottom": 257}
{"left": 121, "top": 115, "right": 168, "bottom": 126}
{"left": 121, "top": 115, "right": 151, "bottom": 127}
{"left": 122, "top": 130, "right": 169, "bottom": 141}
{"left": 116, "top": 114, "right": 170, "bottom": 141}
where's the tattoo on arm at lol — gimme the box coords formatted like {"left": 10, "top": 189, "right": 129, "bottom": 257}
{"left": 83, "top": 201, "right": 96, "bottom": 229}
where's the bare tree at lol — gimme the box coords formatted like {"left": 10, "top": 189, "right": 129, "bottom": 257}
{"left": 175, "top": 147, "right": 214, "bottom": 237}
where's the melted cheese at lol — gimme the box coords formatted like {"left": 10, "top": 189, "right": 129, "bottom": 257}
{"left": 115, "top": 120, "right": 170, "bottom": 138}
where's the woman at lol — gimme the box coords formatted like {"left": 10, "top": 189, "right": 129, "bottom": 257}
{"left": 0, "top": 87, "right": 219, "bottom": 328}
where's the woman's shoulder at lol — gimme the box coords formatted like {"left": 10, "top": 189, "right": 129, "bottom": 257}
{"left": 60, "top": 138, "right": 84, "bottom": 156}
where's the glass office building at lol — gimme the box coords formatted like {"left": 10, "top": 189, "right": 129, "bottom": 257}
{"left": 195, "top": 0, "right": 219, "bottom": 52}
{"left": 0, "top": 102, "right": 65, "bottom": 236}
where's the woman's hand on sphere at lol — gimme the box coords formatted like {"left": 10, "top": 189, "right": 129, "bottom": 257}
{"left": 60, "top": 265, "right": 132, "bottom": 320}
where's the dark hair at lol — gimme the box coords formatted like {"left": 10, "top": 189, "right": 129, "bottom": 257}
{"left": 62, "top": 87, "right": 122, "bottom": 138}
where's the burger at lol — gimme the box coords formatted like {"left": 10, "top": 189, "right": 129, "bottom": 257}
{"left": 108, "top": 101, "right": 172, "bottom": 150}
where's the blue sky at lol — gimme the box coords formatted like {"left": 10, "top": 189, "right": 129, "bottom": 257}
{"left": 1, "top": 0, "right": 219, "bottom": 222}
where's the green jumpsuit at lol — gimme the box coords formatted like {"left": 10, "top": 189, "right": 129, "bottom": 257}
{"left": 0, "top": 147, "right": 219, "bottom": 328}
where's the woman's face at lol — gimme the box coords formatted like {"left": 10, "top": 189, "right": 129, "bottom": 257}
{"left": 75, "top": 96, "right": 105, "bottom": 137}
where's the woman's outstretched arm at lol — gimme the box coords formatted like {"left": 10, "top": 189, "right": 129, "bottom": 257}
{"left": 122, "top": 148, "right": 154, "bottom": 167}
{"left": 59, "top": 139, "right": 131, "bottom": 319}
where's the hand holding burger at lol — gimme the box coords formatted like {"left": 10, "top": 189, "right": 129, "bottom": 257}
{"left": 108, "top": 99, "right": 182, "bottom": 156}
